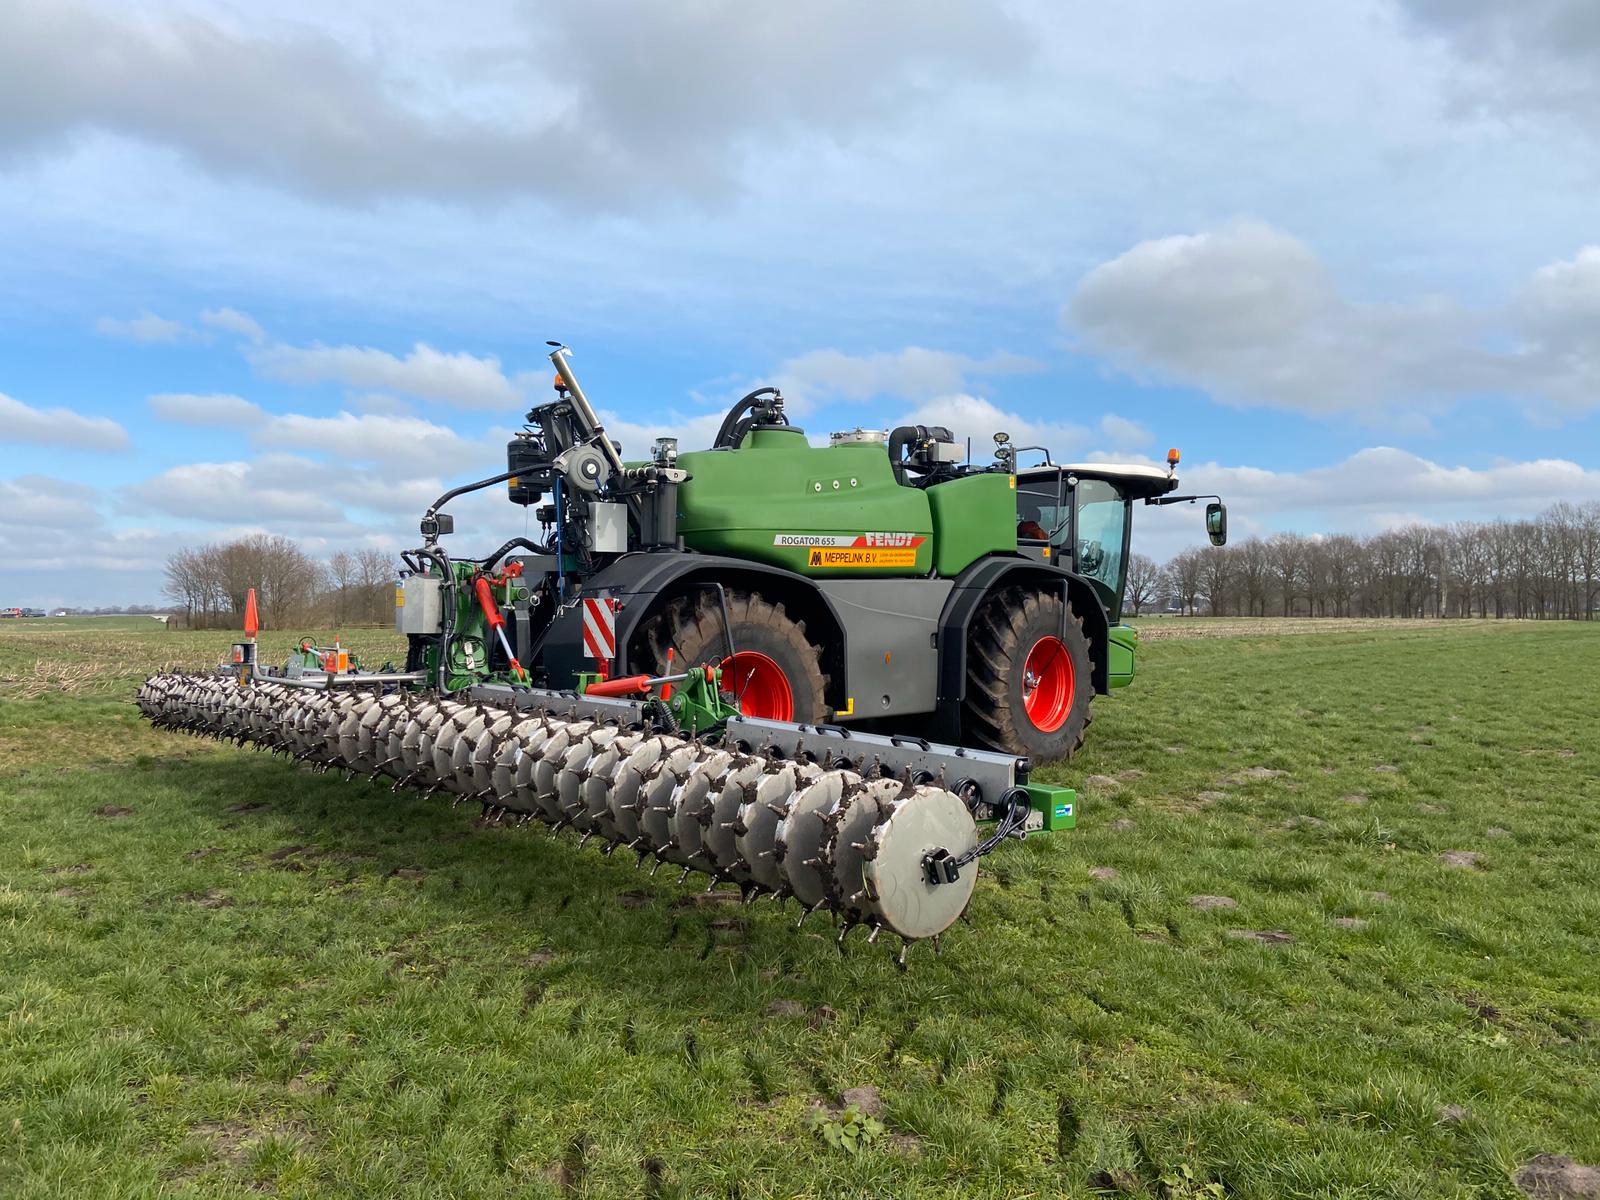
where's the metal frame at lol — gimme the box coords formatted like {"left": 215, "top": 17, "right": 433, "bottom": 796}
{"left": 462, "top": 683, "right": 1029, "bottom": 807}
{"left": 722, "top": 716, "right": 1027, "bottom": 804}
{"left": 253, "top": 669, "right": 429, "bottom": 689}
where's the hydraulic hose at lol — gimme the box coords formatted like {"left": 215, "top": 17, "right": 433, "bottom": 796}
{"left": 423, "top": 469, "right": 518, "bottom": 520}
{"left": 712, "top": 388, "right": 782, "bottom": 449}
{"left": 480, "top": 537, "right": 551, "bottom": 570}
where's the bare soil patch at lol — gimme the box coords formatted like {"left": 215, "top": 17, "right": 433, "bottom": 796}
{"left": 1227, "top": 929, "right": 1295, "bottom": 944}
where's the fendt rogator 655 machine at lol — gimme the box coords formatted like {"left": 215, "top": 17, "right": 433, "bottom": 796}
{"left": 140, "top": 345, "right": 1226, "bottom": 961}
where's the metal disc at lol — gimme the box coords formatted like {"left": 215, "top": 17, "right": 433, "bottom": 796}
{"left": 704, "top": 754, "right": 765, "bottom": 879}
{"left": 581, "top": 730, "right": 643, "bottom": 842}
{"left": 737, "top": 760, "right": 821, "bottom": 894}
{"left": 530, "top": 719, "right": 596, "bottom": 820}
{"left": 557, "top": 726, "right": 623, "bottom": 828}
{"left": 774, "top": 770, "right": 860, "bottom": 908}
{"left": 639, "top": 744, "right": 709, "bottom": 863}
{"left": 608, "top": 735, "right": 670, "bottom": 845}
{"left": 669, "top": 750, "right": 733, "bottom": 869}
{"left": 822, "top": 777, "right": 903, "bottom": 920}
{"left": 504, "top": 718, "right": 560, "bottom": 814}
{"left": 455, "top": 708, "right": 516, "bottom": 796}
{"left": 861, "top": 786, "right": 979, "bottom": 941}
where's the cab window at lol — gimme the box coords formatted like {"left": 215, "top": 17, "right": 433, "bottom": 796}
{"left": 1075, "top": 479, "right": 1127, "bottom": 599}
{"left": 1016, "top": 482, "right": 1068, "bottom": 544}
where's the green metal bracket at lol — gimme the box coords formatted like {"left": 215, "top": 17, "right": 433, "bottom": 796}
{"left": 1024, "top": 782, "right": 1077, "bottom": 831}
{"left": 668, "top": 666, "right": 733, "bottom": 735}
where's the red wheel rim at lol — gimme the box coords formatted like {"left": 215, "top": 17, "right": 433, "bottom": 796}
{"left": 1021, "top": 636, "right": 1075, "bottom": 733}
{"left": 721, "top": 651, "right": 794, "bottom": 721}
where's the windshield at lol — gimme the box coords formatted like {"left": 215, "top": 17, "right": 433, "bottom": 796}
{"left": 1075, "top": 478, "right": 1127, "bottom": 601}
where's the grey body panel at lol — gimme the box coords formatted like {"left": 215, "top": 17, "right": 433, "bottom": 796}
{"left": 816, "top": 578, "right": 952, "bottom": 719}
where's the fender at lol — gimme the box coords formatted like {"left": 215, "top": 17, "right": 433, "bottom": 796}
{"left": 535, "top": 550, "right": 850, "bottom": 700}
{"left": 936, "top": 556, "right": 1111, "bottom": 702}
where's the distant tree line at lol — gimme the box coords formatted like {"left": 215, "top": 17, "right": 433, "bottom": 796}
{"left": 163, "top": 534, "right": 396, "bottom": 629}
{"left": 1129, "top": 501, "right": 1600, "bottom": 620}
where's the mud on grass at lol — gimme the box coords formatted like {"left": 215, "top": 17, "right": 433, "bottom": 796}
{"left": 2, "top": 619, "right": 1599, "bottom": 1197}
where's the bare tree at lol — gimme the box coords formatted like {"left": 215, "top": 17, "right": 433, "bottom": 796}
{"left": 1124, "top": 553, "right": 1162, "bottom": 617}
{"left": 354, "top": 549, "right": 398, "bottom": 624}
{"left": 1267, "top": 533, "right": 1303, "bottom": 616}
{"left": 1167, "top": 548, "right": 1206, "bottom": 616}
{"left": 327, "top": 550, "right": 357, "bottom": 625}
{"left": 1199, "top": 545, "right": 1235, "bottom": 616}
{"left": 161, "top": 535, "right": 323, "bottom": 629}
{"left": 1235, "top": 538, "right": 1270, "bottom": 616}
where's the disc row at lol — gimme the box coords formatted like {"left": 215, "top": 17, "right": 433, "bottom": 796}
{"left": 136, "top": 673, "right": 980, "bottom": 946}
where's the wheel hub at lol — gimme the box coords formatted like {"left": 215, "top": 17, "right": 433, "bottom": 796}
{"left": 1020, "top": 635, "right": 1075, "bottom": 733}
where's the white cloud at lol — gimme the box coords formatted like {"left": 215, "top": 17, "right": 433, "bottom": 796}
{"left": 148, "top": 392, "right": 265, "bottom": 427}
{"left": 0, "top": 475, "right": 100, "bottom": 530}
{"left": 347, "top": 392, "right": 414, "bottom": 416}
{"left": 199, "top": 306, "right": 266, "bottom": 343}
{"left": 0, "top": 0, "right": 1025, "bottom": 209}
{"left": 600, "top": 409, "right": 732, "bottom": 462}
{"left": 1396, "top": 0, "right": 1600, "bottom": 128}
{"left": 250, "top": 410, "right": 489, "bottom": 472}
{"left": 1185, "top": 446, "right": 1600, "bottom": 517}
{"left": 896, "top": 394, "right": 1087, "bottom": 467}
{"left": 93, "top": 312, "right": 186, "bottom": 344}
{"left": 1098, "top": 414, "right": 1152, "bottom": 450}
{"left": 1067, "top": 221, "right": 1488, "bottom": 417}
{"left": 1068, "top": 221, "right": 1600, "bottom": 419}
{"left": 0, "top": 392, "right": 129, "bottom": 450}
{"left": 248, "top": 340, "right": 521, "bottom": 409}
{"left": 126, "top": 459, "right": 349, "bottom": 526}
{"left": 773, "top": 348, "right": 1042, "bottom": 412}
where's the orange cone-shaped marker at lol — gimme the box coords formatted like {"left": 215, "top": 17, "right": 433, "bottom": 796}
{"left": 244, "top": 588, "right": 259, "bottom": 639}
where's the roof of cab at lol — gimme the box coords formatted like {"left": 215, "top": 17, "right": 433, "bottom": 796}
{"left": 1016, "top": 462, "right": 1179, "bottom": 500}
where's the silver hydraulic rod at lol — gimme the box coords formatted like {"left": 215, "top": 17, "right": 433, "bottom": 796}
{"left": 549, "top": 346, "right": 628, "bottom": 478}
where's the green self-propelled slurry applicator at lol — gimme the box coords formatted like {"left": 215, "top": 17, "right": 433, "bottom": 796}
{"left": 138, "top": 344, "right": 1226, "bottom": 962}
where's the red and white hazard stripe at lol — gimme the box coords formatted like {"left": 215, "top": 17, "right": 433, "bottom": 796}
{"left": 581, "top": 597, "right": 617, "bottom": 662}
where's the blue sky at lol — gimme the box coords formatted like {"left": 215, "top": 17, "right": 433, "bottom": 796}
{"left": 3, "top": 0, "right": 1599, "bottom": 607}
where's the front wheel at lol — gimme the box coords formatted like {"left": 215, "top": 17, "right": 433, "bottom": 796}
{"left": 963, "top": 587, "right": 1094, "bottom": 761}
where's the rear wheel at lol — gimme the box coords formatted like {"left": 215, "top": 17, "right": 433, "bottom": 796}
{"left": 635, "top": 590, "right": 828, "bottom": 722}
{"left": 964, "top": 587, "right": 1093, "bottom": 761}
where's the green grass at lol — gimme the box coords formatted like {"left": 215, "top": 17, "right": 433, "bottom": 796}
{"left": 1, "top": 619, "right": 1597, "bottom": 1198}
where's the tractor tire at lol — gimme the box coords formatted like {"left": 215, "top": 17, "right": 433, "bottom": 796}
{"left": 635, "top": 590, "right": 829, "bottom": 723}
{"left": 964, "top": 587, "right": 1093, "bottom": 761}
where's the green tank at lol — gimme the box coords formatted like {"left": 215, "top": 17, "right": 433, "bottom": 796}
{"left": 676, "top": 428, "right": 938, "bottom": 577}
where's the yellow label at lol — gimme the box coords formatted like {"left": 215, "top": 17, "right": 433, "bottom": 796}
{"left": 1009, "top": 475, "right": 1016, "bottom": 489}
{"left": 808, "top": 547, "right": 918, "bottom": 568}
{"left": 395, "top": 588, "right": 405, "bottom": 607}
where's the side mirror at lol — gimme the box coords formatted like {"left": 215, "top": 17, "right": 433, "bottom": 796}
{"left": 1205, "top": 502, "right": 1228, "bottom": 546}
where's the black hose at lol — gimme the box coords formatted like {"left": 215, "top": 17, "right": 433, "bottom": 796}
{"left": 887, "top": 425, "right": 922, "bottom": 466}
{"left": 887, "top": 425, "right": 926, "bottom": 484}
{"left": 423, "top": 468, "right": 522, "bottom": 524}
{"left": 480, "top": 537, "right": 551, "bottom": 570}
{"left": 712, "top": 388, "right": 781, "bottom": 449}
{"left": 415, "top": 545, "right": 456, "bottom": 690}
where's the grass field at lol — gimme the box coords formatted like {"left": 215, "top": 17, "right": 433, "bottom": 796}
{"left": 2, "top": 617, "right": 1598, "bottom": 1198}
